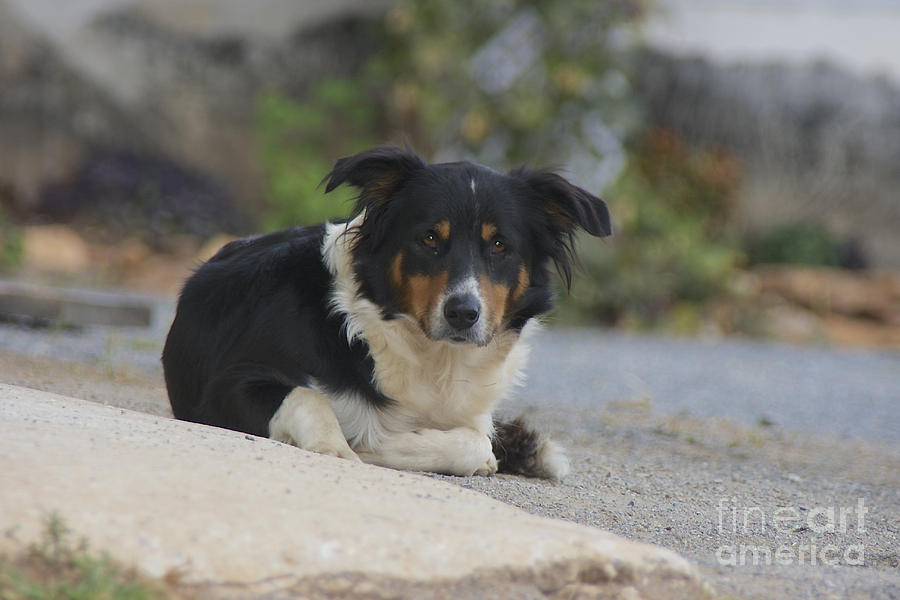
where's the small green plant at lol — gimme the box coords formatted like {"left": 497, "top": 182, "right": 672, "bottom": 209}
{"left": 1, "top": 513, "right": 168, "bottom": 600}
{"left": 256, "top": 78, "right": 380, "bottom": 230}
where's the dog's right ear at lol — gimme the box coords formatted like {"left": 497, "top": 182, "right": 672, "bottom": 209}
{"left": 322, "top": 145, "right": 426, "bottom": 215}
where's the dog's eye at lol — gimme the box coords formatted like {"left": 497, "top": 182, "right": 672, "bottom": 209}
{"left": 492, "top": 239, "right": 506, "bottom": 254}
{"left": 422, "top": 232, "right": 437, "bottom": 249}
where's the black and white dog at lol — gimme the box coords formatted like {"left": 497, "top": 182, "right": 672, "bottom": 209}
{"left": 162, "top": 146, "right": 610, "bottom": 478}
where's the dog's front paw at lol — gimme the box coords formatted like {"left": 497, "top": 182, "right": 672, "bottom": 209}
{"left": 306, "top": 440, "right": 362, "bottom": 462}
{"left": 473, "top": 452, "right": 498, "bottom": 477}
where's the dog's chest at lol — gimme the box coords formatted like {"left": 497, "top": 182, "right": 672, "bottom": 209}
{"left": 364, "top": 320, "right": 532, "bottom": 432}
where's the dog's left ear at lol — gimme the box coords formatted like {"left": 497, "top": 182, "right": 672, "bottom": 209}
{"left": 514, "top": 169, "right": 611, "bottom": 238}
{"left": 323, "top": 145, "right": 426, "bottom": 215}
{"left": 512, "top": 168, "right": 612, "bottom": 289}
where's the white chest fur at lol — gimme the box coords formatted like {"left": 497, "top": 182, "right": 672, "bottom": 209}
{"left": 321, "top": 221, "right": 536, "bottom": 449}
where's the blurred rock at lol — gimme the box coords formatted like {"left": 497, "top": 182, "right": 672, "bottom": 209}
{"left": 754, "top": 265, "right": 900, "bottom": 348}
{"left": 0, "top": 1, "right": 154, "bottom": 213}
{"left": 762, "top": 303, "right": 825, "bottom": 346}
{"left": 756, "top": 266, "right": 900, "bottom": 323}
{"left": 21, "top": 225, "right": 91, "bottom": 274}
{"left": 821, "top": 312, "right": 900, "bottom": 349}
{"left": 38, "top": 150, "right": 246, "bottom": 247}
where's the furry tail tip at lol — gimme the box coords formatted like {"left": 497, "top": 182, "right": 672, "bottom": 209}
{"left": 492, "top": 417, "right": 570, "bottom": 480}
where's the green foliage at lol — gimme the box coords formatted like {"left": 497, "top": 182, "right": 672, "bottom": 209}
{"left": 1, "top": 514, "right": 166, "bottom": 600}
{"left": 256, "top": 78, "right": 379, "bottom": 230}
{"left": 375, "top": 0, "right": 644, "bottom": 165}
{"left": 560, "top": 130, "right": 743, "bottom": 331}
{"left": 744, "top": 222, "right": 842, "bottom": 267}
{"left": 256, "top": 1, "right": 645, "bottom": 229}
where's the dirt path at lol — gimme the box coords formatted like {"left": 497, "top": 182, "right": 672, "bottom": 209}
{"left": 2, "top": 326, "right": 898, "bottom": 599}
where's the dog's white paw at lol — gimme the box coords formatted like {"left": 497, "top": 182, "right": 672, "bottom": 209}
{"left": 473, "top": 452, "right": 498, "bottom": 477}
{"left": 272, "top": 429, "right": 361, "bottom": 462}
{"left": 269, "top": 387, "right": 360, "bottom": 463}
{"left": 306, "top": 440, "right": 362, "bottom": 462}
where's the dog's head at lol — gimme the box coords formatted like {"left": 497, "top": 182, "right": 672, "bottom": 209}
{"left": 324, "top": 146, "right": 611, "bottom": 346}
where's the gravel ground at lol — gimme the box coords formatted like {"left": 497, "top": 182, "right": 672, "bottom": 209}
{"left": 1, "top": 309, "right": 899, "bottom": 599}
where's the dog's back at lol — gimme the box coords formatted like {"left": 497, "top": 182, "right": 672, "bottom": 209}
{"left": 163, "top": 225, "right": 333, "bottom": 435}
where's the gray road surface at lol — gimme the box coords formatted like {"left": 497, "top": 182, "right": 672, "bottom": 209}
{"left": 523, "top": 328, "right": 900, "bottom": 443}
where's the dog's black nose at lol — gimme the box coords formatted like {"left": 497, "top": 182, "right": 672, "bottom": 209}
{"left": 443, "top": 294, "right": 480, "bottom": 330}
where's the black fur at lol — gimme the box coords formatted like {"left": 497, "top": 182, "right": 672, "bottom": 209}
{"left": 492, "top": 418, "right": 543, "bottom": 476}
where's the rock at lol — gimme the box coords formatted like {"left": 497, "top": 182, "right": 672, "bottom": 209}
{"left": 0, "top": 384, "right": 704, "bottom": 599}
{"left": 37, "top": 150, "right": 247, "bottom": 245}
{"left": 0, "top": 0, "right": 153, "bottom": 210}
{"left": 756, "top": 266, "right": 900, "bottom": 323}
{"left": 20, "top": 225, "right": 91, "bottom": 274}
{"left": 820, "top": 312, "right": 900, "bottom": 349}
{"left": 761, "top": 303, "right": 824, "bottom": 345}
{"left": 752, "top": 266, "right": 900, "bottom": 348}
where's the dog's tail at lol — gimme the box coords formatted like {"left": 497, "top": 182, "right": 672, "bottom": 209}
{"left": 492, "top": 417, "right": 570, "bottom": 480}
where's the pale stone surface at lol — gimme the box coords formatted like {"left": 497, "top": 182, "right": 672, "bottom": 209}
{"left": 0, "top": 384, "right": 701, "bottom": 597}
{"left": 21, "top": 225, "right": 91, "bottom": 274}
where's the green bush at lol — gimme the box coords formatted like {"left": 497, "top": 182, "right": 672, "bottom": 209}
{"left": 744, "top": 222, "right": 843, "bottom": 267}
{"left": 256, "top": 79, "right": 379, "bottom": 230}
{"left": 373, "top": 0, "right": 643, "bottom": 166}
{"left": 559, "top": 130, "right": 743, "bottom": 331}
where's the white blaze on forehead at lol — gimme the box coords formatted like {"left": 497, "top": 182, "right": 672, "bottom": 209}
{"left": 469, "top": 177, "right": 477, "bottom": 195}
{"left": 448, "top": 275, "right": 481, "bottom": 299}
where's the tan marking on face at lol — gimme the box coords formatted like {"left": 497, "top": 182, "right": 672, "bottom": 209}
{"left": 390, "top": 251, "right": 405, "bottom": 293}
{"left": 406, "top": 271, "right": 449, "bottom": 331}
{"left": 511, "top": 264, "right": 530, "bottom": 302}
{"left": 435, "top": 220, "right": 451, "bottom": 241}
{"left": 481, "top": 223, "right": 498, "bottom": 242}
{"left": 479, "top": 274, "right": 510, "bottom": 336}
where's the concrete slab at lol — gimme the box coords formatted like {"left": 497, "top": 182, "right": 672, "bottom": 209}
{"left": 0, "top": 384, "right": 704, "bottom": 598}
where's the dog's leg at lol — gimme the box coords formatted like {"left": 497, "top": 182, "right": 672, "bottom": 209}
{"left": 356, "top": 428, "right": 497, "bottom": 476}
{"left": 268, "top": 387, "right": 360, "bottom": 461}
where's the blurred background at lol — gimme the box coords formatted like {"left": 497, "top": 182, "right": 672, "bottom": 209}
{"left": 1, "top": 0, "right": 899, "bottom": 348}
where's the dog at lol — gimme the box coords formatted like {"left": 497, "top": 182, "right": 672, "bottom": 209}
{"left": 162, "top": 146, "right": 610, "bottom": 478}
